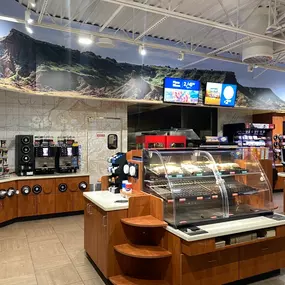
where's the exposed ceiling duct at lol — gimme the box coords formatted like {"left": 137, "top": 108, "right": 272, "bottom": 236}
{"left": 242, "top": 6, "right": 273, "bottom": 64}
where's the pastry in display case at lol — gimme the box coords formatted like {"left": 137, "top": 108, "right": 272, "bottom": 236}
{"left": 143, "top": 148, "right": 274, "bottom": 231}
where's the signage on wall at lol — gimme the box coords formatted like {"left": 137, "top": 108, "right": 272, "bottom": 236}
{"left": 205, "top": 82, "right": 237, "bottom": 107}
{"left": 163, "top": 77, "right": 200, "bottom": 104}
{"left": 96, "top": 133, "right": 106, "bottom": 138}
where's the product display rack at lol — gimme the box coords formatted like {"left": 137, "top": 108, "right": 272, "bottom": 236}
{"left": 143, "top": 148, "right": 273, "bottom": 228}
{"left": 0, "top": 140, "right": 9, "bottom": 179}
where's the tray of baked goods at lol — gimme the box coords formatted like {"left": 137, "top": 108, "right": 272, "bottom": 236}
{"left": 145, "top": 178, "right": 259, "bottom": 202}
{"left": 147, "top": 161, "right": 250, "bottom": 179}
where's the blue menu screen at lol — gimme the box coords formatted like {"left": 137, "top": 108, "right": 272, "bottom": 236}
{"left": 163, "top": 77, "right": 200, "bottom": 104}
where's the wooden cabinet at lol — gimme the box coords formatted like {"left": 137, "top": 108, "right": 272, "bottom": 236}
{"left": 18, "top": 179, "right": 56, "bottom": 217}
{"left": 239, "top": 239, "right": 281, "bottom": 279}
{"left": 182, "top": 248, "right": 239, "bottom": 285}
{"left": 84, "top": 199, "right": 127, "bottom": 278}
{"left": 56, "top": 192, "right": 73, "bottom": 213}
{"left": 55, "top": 176, "right": 89, "bottom": 213}
{"left": 38, "top": 194, "right": 56, "bottom": 215}
{"left": 18, "top": 195, "right": 37, "bottom": 217}
{"left": 84, "top": 200, "right": 108, "bottom": 275}
{"left": 84, "top": 200, "right": 97, "bottom": 262}
{"left": 97, "top": 207, "right": 108, "bottom": 276}
{"left": 0, "top": 182, "right": 18, "bottom": 223}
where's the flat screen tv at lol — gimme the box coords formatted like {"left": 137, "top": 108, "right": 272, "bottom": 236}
{"left": 205, "top": 82, "right": 237, "bottom": 107}
{"left": 163, "top": 77, "right": 200, "bottom": 104}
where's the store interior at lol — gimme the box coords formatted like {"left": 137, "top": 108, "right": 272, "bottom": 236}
{"left": 2, "top": 0, "right": 285, "bottom": 284}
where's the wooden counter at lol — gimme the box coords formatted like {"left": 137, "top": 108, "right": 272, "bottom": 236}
{"left": 84, "top": 192, "right": 285, "bottom": 285}
{"left": 0, "top": 174, "right": 89, "bottom": 226}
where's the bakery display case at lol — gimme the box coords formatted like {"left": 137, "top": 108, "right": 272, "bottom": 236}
{"left": 143, "top": 148, "right": 274, "bottom": 228}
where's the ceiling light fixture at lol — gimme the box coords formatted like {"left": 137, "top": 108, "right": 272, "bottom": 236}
{"left": 78, "top": 35, "right": 93, "bottom": 45}
{"left": 25, "top": 10, "right": 34, "bottom": 24}
{"left": 178, "top": 51, "right": 184, "bottom": 61}
{"left": 139, "top": 45, "right": 146, "bottom": 56}
{"left": 29, "top": 0, "right": 36, "bottom": 8}
{"left": 25, "top": 25, "right": 33, "bottom": 34}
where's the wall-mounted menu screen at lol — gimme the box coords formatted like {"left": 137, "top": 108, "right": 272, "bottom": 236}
{"left": 205, "top": 82, "right": 237, "bottom": 107}
{"left": 163, "top": 77, "right": 200, "bottom": 104}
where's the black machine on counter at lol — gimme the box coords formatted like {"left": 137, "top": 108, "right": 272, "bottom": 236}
{"left": 15, "top": 135, "right": 81, "bottom": 176}
{"left": 107, "top": 152, "right": 128, "bottom": 193}
{"left": 34, "top": 136, "right": 56, "bottom": 174}
{"left": 56, "top": 137, "right": 80, "bottom": 173}
{"left": 15, "top": 135, "right": 35, "bottom": 176}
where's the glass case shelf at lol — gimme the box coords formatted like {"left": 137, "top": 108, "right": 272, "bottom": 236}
{"left": 143, "top": 148, "right": 273, "bottom": 228}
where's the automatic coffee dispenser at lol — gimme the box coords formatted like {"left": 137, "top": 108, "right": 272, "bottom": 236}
{"left": 56, "top": 137, "right": 80, "bottom": 173}
{"left": 34, "top": 136, "right": 56, "bottom": 175}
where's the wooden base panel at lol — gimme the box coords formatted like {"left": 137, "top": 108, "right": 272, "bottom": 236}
{"left": 110, "top": 275, "right": 169, "bottom": 285}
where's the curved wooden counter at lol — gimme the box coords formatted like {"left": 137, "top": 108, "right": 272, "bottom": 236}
{"left": 0, "top": 174, "right": 89, "bottom": 226}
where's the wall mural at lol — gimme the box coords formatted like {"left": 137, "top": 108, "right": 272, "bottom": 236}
{"left": 0, "top": 29, "right": 285, "bottom": 110}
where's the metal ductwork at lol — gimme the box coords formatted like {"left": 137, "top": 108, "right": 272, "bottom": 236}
{"left": 242, "top": 6, "right": 273, "bottom": 64}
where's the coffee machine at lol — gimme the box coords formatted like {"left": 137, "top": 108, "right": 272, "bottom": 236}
{"left": 15, "top": 135, "right": 35, "bottom": 176}
{"left": 56, "top": 137, "right": 80, "bottom": 173}
{"left": 34, "top": 136, "right": 56, "bottom": 175}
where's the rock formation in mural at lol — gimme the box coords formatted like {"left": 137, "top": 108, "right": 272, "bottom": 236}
{"left": 0, "top": 29, "right": 285, "bottom": 110}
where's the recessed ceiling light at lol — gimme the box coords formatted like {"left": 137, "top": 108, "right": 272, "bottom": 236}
{"left": 25, "top": 10, "right": 34, "bottom": 24}
{"left": 29, "top": 0, "right": 36, "bottom": 8}
{"left": 178, "top": 51, "right": 184, "bottom": 61}
{"left": 25, "top": 25, "right": 33, "bottom": 34}
{"left": 139, "top": 45, "right": 146, "bottom": 56}
{"left": 78, "top": 36, "right": 93, "bottom": 45}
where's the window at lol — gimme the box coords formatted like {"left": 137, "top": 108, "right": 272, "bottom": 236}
{"left": 108, "top": 134, "right": 118, "bottom": 150}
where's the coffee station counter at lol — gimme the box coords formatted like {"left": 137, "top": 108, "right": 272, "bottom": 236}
{"left": 0, "top": 172, "right": 89, "bottom": 183}
{"left": 0, "top": 173, "right": 90, "bottom": 226}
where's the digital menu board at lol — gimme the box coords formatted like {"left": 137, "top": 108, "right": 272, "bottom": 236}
{"left": 163, "top": 77, "right": 200, "bottom": 104}
{"left": 205, "top": 82, "right": 237, "bottom": 107}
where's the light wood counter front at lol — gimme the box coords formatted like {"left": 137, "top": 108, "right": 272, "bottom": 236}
{"left": 84, "top": 192, "right": 285, "bottom": 285}
{"left": 0, "top": 174, "right": 89, "bottom": 226}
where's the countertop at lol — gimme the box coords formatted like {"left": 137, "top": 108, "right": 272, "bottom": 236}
{"left": 83, "top": 191, "right": 129, "bottom": 211}
{"left": 0, "top": 173, "right": 90, "bottom": 183}
{"left": 83, "top": 191, "right": 285, "bottom": 242}
{"left": 278, "top": 172, "right": 285, "bottom": 177}
{"left": 167, "top": 214, "right": 285, "bottom": 242}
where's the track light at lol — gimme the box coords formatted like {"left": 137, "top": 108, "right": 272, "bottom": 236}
{"left": 139, "top": 45, "right": 146, "bottom": 56}
{"left": 25, "top": 25, "right": 33, "bottom": 34}
{"left": 29, "top": 0, "right": 36, "bottom": 8}
{"left": 178, "top": 51, "right": 184, "bottom": 61}
{"left": 78, "top": 35, "right": 93, "bottom": 45}
{"left": 25, "top": 10, "right": 34, "bottom": 24}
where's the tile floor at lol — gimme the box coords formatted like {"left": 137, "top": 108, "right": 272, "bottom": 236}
{"left": 0, "top": 214, "right": 105, "bottom": 285}
{"left": 0, "top": 191, "right": 284, "bottom": 285}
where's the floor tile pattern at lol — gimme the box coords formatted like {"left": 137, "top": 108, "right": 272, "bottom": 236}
{"left": 0, "top": 214, "right": 104, "bottom": 285}
{"left": 0, "top": 192, "right": 284, "bottom": 285}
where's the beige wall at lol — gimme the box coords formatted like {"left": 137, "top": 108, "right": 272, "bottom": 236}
{"left": 0, "top": 90, "right": 128, "bottom": 182}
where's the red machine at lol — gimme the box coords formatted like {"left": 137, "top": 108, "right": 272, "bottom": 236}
{"left": 136, "top": 135, "right": 166, "bottom": 149}
{"left": 136, "top": 135, "right": 186, "bottom": 149}
{"left": 166, "top": 136, "right": 186, "bottom": 148}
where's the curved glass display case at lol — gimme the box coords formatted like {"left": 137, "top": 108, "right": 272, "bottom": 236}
{"left": 143, "top": 148, "right": 273, "bottom": 228}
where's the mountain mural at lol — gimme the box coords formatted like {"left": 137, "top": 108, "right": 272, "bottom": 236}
{"left": 0, "top": 28, "right": 284, "bottom": 110}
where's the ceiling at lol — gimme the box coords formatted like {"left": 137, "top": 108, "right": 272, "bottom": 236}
{"left": 10, "top": 0, "right": 285, "bottom": 72}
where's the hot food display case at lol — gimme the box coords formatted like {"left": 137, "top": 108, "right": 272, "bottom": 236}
{"left": 143, "top": 148, "right": 274, "bottom": 229}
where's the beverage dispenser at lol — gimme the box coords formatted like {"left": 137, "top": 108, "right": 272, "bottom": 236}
{"left": 34, "top": 136, "right": 56, "bottom": 174}
{"left": 56, "top": 137, "right": 80, "bottom": 173}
